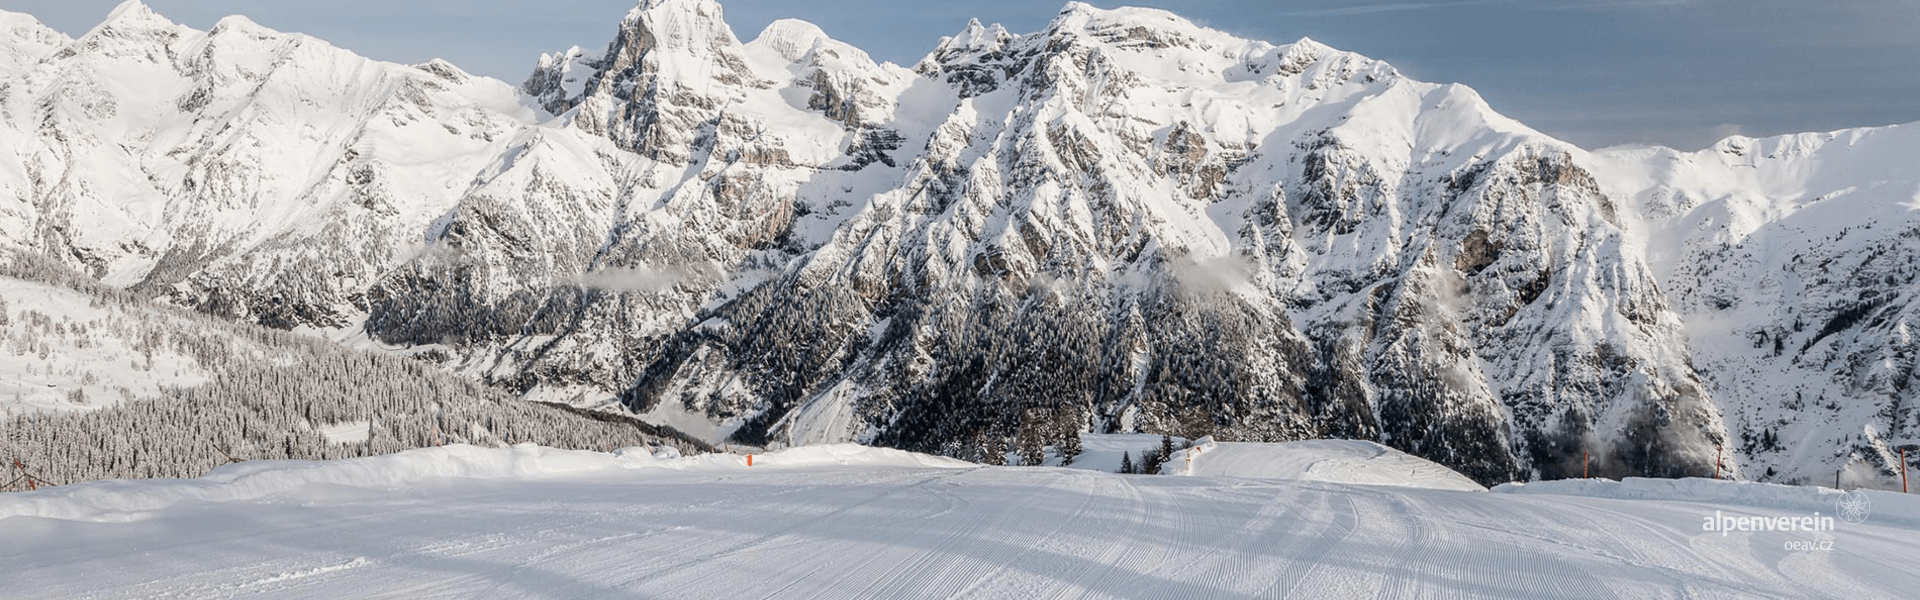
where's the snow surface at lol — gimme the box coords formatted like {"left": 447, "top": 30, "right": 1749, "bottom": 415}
{"left": 1589, "top": 122, "right": 1920, "bottom": 486}
{"left": 1170, "top": 438, "right": 1486, "bottom": 491}
{"left": 3, "top": 443, "right": 1914, "bottom": 599}
{"left": 1053, "top": 432, "right": 1187, "bottom": 472}
{"left": 0, "top": 278, "right": 210, "bottom": 415}
{"left": 317, "top": 420, "right": 372, "bottom": 445}
{"left": 1046, "top": 435, "right": 1482, "bottom": 491}
{"left": 0, "top": 10, "right": 66, "bottom": 75}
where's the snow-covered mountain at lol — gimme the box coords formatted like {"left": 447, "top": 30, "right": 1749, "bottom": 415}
{"left": 0, "top": 252, "right": 712, "bottom": 485}
{"left": 0, "top": 1, "right": 533, "bottom": 328}
{"left": 1592, "top": 124, "right": 1920, "bottom": 485}
{"left": 0, "top": 0, "right": 1912, "bottom": 487}
{"left": 0, "top": 10, "right": 67, "bottom": 75}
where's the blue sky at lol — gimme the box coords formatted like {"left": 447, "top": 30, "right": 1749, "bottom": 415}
{"left": 15, "top": 0, "right": 1920, "bottom": 149}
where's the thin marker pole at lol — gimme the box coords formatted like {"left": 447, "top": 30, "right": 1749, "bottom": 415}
{"left": 14, "top": 460, "right": 33, "bottom": 491}
{"left": 1714, "top": 443, "right": 1722, "bottom": 480}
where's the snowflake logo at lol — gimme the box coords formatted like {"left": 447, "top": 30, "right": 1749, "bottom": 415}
{"left": 1837, "top": 490, "right": 1871, "bottom": 525}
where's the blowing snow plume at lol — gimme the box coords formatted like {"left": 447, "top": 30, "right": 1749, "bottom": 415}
{"left": 565, "top": 262, "right": 720, "bottom": 294}
{"left": 1169, "top": 254, "right": 1257, "bottom": 297}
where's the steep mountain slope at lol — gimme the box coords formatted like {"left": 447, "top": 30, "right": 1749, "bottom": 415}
{"left": 1593, "top": 124, "right": 1920, "bottom": 486}
{"left": 364, "top": 0, "right": 921, "bottom": 402}
{"left": 0, "top": 2, "right": 533, "bottom": 329}
{"left": 0, "top": 251, "right": 710, "bottom": 486}
{"left": 0, "top": 271, "right": 213, "bottom": 416}
{"left": 541, "top": 0, "right": 1728, "bottom": 482}
{"left": 0, "top": 0, "right": 1908, "bottom": 487}
{"left": 0, "top": 10, "right": 67, "bottom": 75}
{"left": 368, "top": 0, "right": 1723, "bottom": 484}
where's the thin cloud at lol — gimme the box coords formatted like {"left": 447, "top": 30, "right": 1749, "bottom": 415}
{"left": 1269, "top": 0, "right": 1517, "bottom": 17}
{"left": 566, "top": 262, "right": 718, "bottom": 294}
{"left": 1541, "top": 0, "right": 1695, "bottom": 10}
{"left": 1272, "top": 0, "right": 1692, "bottom": 17}
{"left": 1708, "top": 124, "right": 1746, "bottom": 139}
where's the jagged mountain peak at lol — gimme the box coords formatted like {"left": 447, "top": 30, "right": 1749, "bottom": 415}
{"left": 631, "top": 0, "right": 724, "bottom": 14}
{"left": 956, "top": 17, "right": 1012, "bottom": 43}
{"left": 0, "top": 9, "right": 69, "bottom": 73}
{"left": 1043, "top": 1, "right": 1275, "bottom": 59}
{"left": 104, "top": 0, "right": 161, "bottom": 20}
{"left": 415, "top": 57, "right": 475, "bottom": 82}
{"left": 1049, "top": 2, "right": 1193, "bottom": 33}
{"left": 920, "top": 18, "right": 1014, "bottom": 72}
{"left": 618, "top": 0, "right": 738, "bottom": 53}
{"left": 0, "top": 9, "right": 65, "bottom": 42}
{"left": 87, "top": 0, "right": 182, "bottom": 38}
{"left": 748, "top": 19, "right": 831, "bottom": 63}
{"left": 524, "top": 0, "right": 766, "bottom": 120}
{"left": 208, "top": 14, "right": 277, "bottom": 37}
{"left": 912, "top": 2, "right": 1406, "bottom": 105}
{"left": 521, "top": 0, "right": 908, "bottom": 161}
{"left": 744, "top": 17, "right": 893, "bottom": 73}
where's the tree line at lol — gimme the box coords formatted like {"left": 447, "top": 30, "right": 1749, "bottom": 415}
{"left": 1, "top": 251, "right": 710, "bottom": 489}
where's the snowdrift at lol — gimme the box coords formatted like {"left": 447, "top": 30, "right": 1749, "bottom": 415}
{"left": 0, "top": 443, "right": 969, "bottom": 523}
{"left": 1170, "top": 438, "right": 1487, "bottom": 491}
{"left": 1057, "top": 434, "right": 1484, "bottom": 491}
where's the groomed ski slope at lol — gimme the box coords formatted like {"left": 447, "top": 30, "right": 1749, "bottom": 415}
{"left": 2, "top": 444, "right": 1915, "bottom": 599}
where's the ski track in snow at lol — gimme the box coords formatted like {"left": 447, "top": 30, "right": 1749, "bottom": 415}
{"left": 2, "top": 457, "right": 1914, "bottom": 599}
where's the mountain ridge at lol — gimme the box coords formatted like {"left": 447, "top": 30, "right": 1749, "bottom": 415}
{"left": 0, "top": 0, "right": 1913, "bottom": 487}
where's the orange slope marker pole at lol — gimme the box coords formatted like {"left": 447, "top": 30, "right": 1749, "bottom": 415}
{"left": 747, "top": 454, "right": 754, "bottom": 467}
{"left": 1714, "top": 444, "right": 1722, "bottom": 480}
{"left": 1902, "top": 448, "right": 1908, "bottom": 494}
{"left": 14, "top": 460, "right": 33, "bottom": 491}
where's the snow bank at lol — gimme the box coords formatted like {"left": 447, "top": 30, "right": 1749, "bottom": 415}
{"left": 1493, "top": 477, "right": 1920, "bottom": 526}
{"left": 1171, "top": 438, "right": 1486, "bottom": 491}
{"left": 747, "top": 443, "right": 975, "bottom": 470}
{"left": 0, "top": 443, "right": 969, "bottom": 523}
{"left": 0, "top": 445, "right": 649, "bottom": 522}
{"left": 1051, "top": 435, "right": 1483, "bottom": 491}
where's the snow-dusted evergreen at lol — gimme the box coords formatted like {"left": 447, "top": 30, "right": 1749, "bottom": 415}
{"left": 0, "top": 253, "right": 707, "bottom": 487}
{"left": 0, "top": 0, "right": 1912, "bottom": 487}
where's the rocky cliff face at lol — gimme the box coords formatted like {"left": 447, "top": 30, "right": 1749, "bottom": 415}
{"left": 1592, "top": 126, "right": 1920, "bottom": 486}
{"left": 1, "top": 0, "right": 1910, "bottom": 486}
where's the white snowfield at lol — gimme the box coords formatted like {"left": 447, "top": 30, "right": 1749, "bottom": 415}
{"left": 1060, "top": 434, "right": 1483, "bottom": 491}
{"left": 0, "top": 278, "right": 214, "bottom": 415}
{"left": 1171, "top": 438, "right": 1487, "bottom": 491}
{"left": 3, "top": 444, "right": 1915, "bottom": 599}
